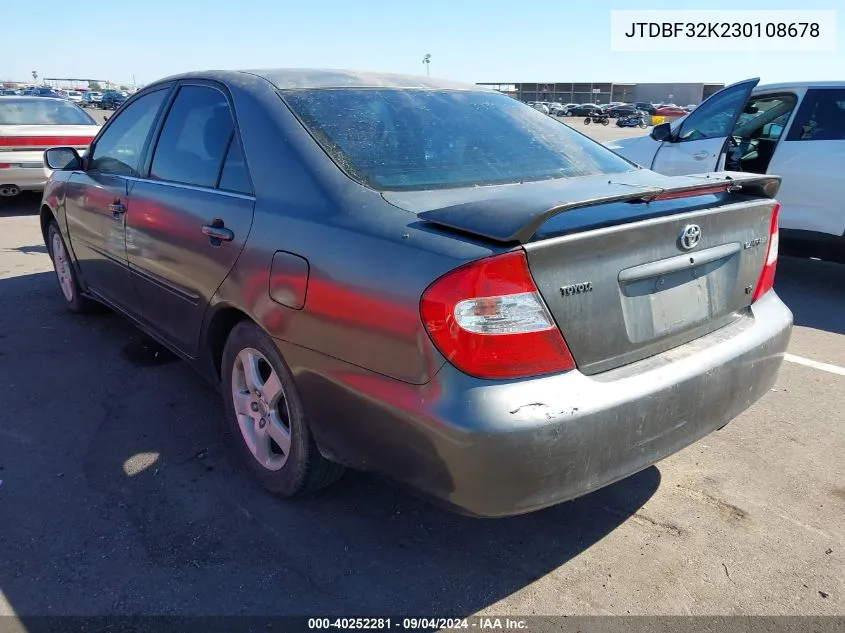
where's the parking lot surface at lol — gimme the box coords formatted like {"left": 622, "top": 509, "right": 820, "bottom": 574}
{"left": 0, "top": 123, "right": 842, "bottom": 618}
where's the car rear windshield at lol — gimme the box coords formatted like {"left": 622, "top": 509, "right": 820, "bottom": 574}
{"left": 0, "top": 99, "right": 97, "bottom": 125}
{"left": 282, "top": 88, "right": 636, "bottom": 191}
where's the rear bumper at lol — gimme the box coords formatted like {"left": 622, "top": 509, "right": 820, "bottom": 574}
{"left": 0, "top": 166, "right": 48, "bottom": 191}
{"left": 288, "top": 291, "right": 793, "bottom": 517}
{"left": 0, "top": 151, "right": 50, "bottom": 191}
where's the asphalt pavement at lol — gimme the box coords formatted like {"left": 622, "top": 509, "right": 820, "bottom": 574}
{"left": 0, "top": 127, "right": 842, "bottom": 620}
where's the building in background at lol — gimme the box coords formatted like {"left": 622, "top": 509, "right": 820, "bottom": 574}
{"left": 477, "top": 82, "right": 725, "bottom": 105}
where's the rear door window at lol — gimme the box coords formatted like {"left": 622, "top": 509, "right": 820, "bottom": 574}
{"left": 218, "top": 135, "right": 252, "bottom": 195}
{"left": 785, "top": 88, "right": 845, "bottom": 141}
{"left": 149, "top": 85, "right": 235, "bottom": 188}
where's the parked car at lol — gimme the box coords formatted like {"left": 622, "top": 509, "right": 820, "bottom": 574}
{"left": 100, "top": 90, "right": 128, "bottom": 110}
{"left": 606, "top": 79, "right": 845, "bottom": 254}
{"left": 633, "top": 102, "right": 658, "bottom": 115}
{"left": 82, "top": 91, "right": 103, "bottom": 107}
{"left": 40, "top": 69, "right": 792, "bottom": 517}
{"left": 684, "top": 104, "right": 698, "bottom": 112}
{"left": 0, "top": 97, "right": 98, "bottom": 197}
{"left": 532, "top": 102, "right": 550, "bottom": 114}
{"left": 0, "top": 89, "right": 17, "bottom": 96}
{"left": 25, "top": 87, "right": 63, "bottom": 98}
{"left": 567, "top": 103, "right": 604, "bottom": 117}
{"left": 655, "top": 106, "right": 688, "bottom": 117}
{"left": 555, "top": 102, "right": 579, "bottom": 115}
{"left": 605, "top": 104, "right": 638, "bottom": 118}
{"left": 65, "top": 91, "right": 84, "bottom": 104}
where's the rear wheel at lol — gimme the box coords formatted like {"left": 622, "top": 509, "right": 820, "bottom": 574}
{"left": 584, "top": 117, "right": 591, "bottom": 125}
{"left": 221, "top": 321, "right": 345, "bottom": 496}
{"left": 601, "top": 118, "right": 609, "bottom": 126}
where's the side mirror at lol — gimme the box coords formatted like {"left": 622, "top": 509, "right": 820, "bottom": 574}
{"left": 103, "top": 115, "right": 110, "bottom": 122}
{"left": 44, "top": 147, "right": 82, "bottom": 171}
{"left": 650, "top": 122, "right": 673, "bottom": 142}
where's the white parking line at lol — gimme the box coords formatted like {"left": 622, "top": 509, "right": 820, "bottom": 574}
{"left": 784, "top": 354, "right": 845, "bottom": 377}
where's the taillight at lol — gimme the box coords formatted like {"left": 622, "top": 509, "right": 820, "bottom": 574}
{"left": 420, "top": 250, "right": 575, "bottom": 380}
{"left": 752, "top": 203, "right": 780, "bottom": 302}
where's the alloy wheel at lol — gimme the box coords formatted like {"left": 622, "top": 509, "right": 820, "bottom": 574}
{"left": 231, "top": 347, "right": 292, "bottom": 471}
{"left": 51, "top": 233, "right": 74, "bottom": 302}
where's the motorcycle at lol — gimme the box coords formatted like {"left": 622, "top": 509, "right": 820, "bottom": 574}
{"left": 616, "top": 111, "right": 649, "bottom": 128}
{"left": 584, "top": 112, "right": 609, "bottom": 126}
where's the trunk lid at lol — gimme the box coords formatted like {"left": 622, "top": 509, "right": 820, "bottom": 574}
{"left": 388, "top": 170, "right": 780, "bottom": 375}
{"left": 0, "top": 125, "right": 99, "bottom": 153}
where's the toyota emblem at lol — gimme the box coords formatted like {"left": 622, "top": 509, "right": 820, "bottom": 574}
{"left": 679, "top": 224, "right": 702, "bottom": 250}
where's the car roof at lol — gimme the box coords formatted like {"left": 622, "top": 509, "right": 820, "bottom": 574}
{"left": 0, "top": 96, "right": 69, "bottom": 104}
{"left": 755, "top": 80, "right": 845, "bottom": 91}
{"left": 155, "top": 68, "right": 487, "bottom": 92}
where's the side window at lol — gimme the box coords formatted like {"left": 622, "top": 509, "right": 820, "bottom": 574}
{"left": 675, "top": 81, "right": 756, "bottom": 142}
{"left": 218, "top": 136, "right": 253, "bottom": 195}
{"left": 88, "top": 89, "right": 168, "bottom": 176}
{"left": 785, "top": 88, "right": 845, "bottom": 141}
{"left": 150, "top": 85, "right": 234, "bottom": 188}
{"left": 732, "top": 94, "right": 797, "bottom": 142}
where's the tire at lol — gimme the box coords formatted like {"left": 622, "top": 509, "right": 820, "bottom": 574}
{"left": 584, "top": 117, "right": 591, "bottom": 125}
{"left": 221, "top": 321, "right": 345, "bottom": 496}
{"left": 601, "top": 118, "right": 609, "bottom": 126}
{"left": 46, "top": 220, "right": 98, "bottom": 313}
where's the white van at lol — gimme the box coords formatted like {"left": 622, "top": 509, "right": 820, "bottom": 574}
{"left": 606, "top": 79, "right": 845, "bottom": 252}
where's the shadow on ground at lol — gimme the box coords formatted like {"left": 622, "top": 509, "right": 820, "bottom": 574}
{"left": 775, "top": 254, "right": 845, "bottom": 336}
{"left": 0, "top": 192, "right": 41, "bottom": 217}
{"left": 0, "top": 270, "right": 661, "bottom": 617}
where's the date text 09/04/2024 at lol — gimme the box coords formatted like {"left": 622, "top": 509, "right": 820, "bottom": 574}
{"left": 307, "top": 618, "right": 529, "bottom": 630}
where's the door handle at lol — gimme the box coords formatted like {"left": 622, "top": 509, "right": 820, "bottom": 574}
{"left": 692, "top": 151, "right": 709, "bottom": 160}
{"left": 202, "top": 224, "right": 234, "bottom": 243}
{"left": 109, "top": 201, "right": 126, "bottom": 219}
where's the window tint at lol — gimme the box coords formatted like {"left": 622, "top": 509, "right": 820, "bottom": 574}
{"left": 283, "top": 89, "right": 634, "bottom": 191}
{"left": 218, "top": 136, "right": 252, "bottom": 194}
{"left": 89, "top": 89, "right": 168, "bottom": 176}
{"left": 786, "top": 88, "right": 845, "bottom": 141}
{"left": 675, "top": 86, "right": 749, "bottom": 141}
{"left": 150, "top": 85, "right": 234, "bottom": 188}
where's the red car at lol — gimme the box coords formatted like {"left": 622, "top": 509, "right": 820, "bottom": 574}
{"left": 655, "top": 106, "right": 687, "bottom": 116}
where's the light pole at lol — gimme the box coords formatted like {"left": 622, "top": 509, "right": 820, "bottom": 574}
{"left": 422, "top": 54, "right": 431, "bottom": 76}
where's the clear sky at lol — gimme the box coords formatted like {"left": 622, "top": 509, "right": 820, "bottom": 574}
{"left": 3, "top": 0, "right": 842, "bottom": 87}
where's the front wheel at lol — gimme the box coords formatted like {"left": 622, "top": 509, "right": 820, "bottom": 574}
{"left": 601, "top": 118, "right": 609, "bottom": 126}
{"left": 221, "top": 321, "right": 345, "bottom": 496}
{"left": 584, "top": 117, "right": 591, "bottom": 125}
{"left": 639, "top": 121, "right": 648, "bottom": 128}
{"left": 47, "top": 220, "right": 98, "bottom": 313}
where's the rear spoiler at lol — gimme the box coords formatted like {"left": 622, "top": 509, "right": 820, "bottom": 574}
{"left": 417, "top": 173, "right": 781, "bottom": 244}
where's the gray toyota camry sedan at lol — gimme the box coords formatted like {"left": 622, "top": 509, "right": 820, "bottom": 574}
{"left": 40, "top": 69, "right": 793, "bottom": 517}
